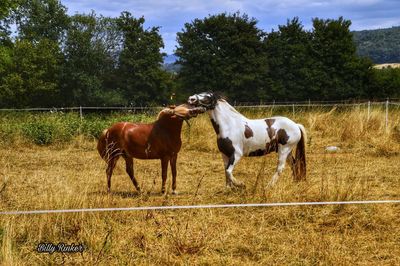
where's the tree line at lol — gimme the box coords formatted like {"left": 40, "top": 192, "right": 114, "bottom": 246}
{"left": 0, "top": 0, "right": 399, "bottom": 108}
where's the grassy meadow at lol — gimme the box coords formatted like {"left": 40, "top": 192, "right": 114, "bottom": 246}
{"left": 0, "top": 105, "right": 400, "bottom": 265}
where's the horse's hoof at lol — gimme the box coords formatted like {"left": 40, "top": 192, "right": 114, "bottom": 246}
{"left": 265, "top": 183, "right": 275, "bottom": 190}
{"left": 225, "top": 184, "right": 233, "bottom": 190}
{"left": 234, "top": 182, "right": 246, "bottom": 189}
{"left": 172, "top": 190, "right": 178, "bottom": 195}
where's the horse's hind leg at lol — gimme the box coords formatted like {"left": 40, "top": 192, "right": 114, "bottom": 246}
{"left": 268, "top": 145, "right": 292, "bottom": 187}
{"left": 286, "top": 151, "right": 298, "bottom": 181}
{"left": 123, "top": 155, "right": 141, "bottom": 192}
{"left": 106, "top": 157, "right": 118, "bottom": 193}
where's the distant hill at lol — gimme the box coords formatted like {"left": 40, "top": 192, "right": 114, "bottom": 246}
{"left": 163, "top": 54, "right": 178, "bottom": 64}
{"left": 162, "top": 54, "right": 181, "bottom": 73}
{"left": 353, "top": 26, "right": 400, "bottom": 64}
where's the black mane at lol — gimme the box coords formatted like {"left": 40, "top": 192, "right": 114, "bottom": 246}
{"left": 207, "top": 91, "right": 226, "bottom": 102}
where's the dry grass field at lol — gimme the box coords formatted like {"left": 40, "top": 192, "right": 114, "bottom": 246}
{"left": 1, "top": 106, "right": 400, "bottom": 265}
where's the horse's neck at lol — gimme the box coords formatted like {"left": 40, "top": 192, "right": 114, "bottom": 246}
{"left": 155, "top": 117, "right": 184, "bottom": 137}
{"left": 209, "top": 101, "right": 247, "bottom": 126}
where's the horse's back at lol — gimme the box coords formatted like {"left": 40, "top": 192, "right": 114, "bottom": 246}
{"left": 268, "top": 116, "right": 302, "bottom": 144}
{"left": 245, "top": 116, "right": 301, "bottom": 145}
{"left": 97, "top": 122, "right": 151, "bottom": 159}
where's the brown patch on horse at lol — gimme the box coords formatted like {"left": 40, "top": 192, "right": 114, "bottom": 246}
{"left": 266, "top": 139, "right": 278, "bottom": 153}
{"left": 248, "top": 149, "right": 266, "bottom": 157}
{"left": 244, "top": 124, "right": 254, "bottom": 138}
{"left": 211, "top": 119, "right": 220, "bottom": 134}
{"left": 265, "top": 118, "right": 275, "bottom": 127}
{"left": 265, "top": 119, "right": 276, "bottom": 139}
{"left": 217, "top": 137, "right": 235, "bottom": 168}
{"left": 277, "top": 129, "right": 290, "bottom": 145}
{"left": 248, "top": 138, "right": 279, "bottom": 157}
{"left": 267, "top": 126, "right": 276, "bottom": 140}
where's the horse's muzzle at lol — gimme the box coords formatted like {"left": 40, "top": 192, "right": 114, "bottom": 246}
{"left": 173, "top": 104, "right": 206, "bottom": 119}
{"left": 187, "top": 106, "right": 207, "bottom": 117}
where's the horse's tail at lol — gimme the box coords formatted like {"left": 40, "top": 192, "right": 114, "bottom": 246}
{"left": 97, "top": 129, "right": 109, "bottom": 160}
{"left": 294, "top": 124, "right": 307, "bottom": 181}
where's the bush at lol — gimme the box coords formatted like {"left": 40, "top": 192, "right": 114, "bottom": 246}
{"left": 22, "top": 122, "right": 56, "bottom": 145}
{"left": 82, "top": 119, "right": 109, "bottom": 139}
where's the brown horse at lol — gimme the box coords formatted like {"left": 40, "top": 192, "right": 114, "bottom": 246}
{"left": 97, "top": 104, "right": 205, "bottom": 194}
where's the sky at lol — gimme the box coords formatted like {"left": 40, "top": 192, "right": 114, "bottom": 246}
{"left": 62, "top": 0, "right": 400, "bottom": 54}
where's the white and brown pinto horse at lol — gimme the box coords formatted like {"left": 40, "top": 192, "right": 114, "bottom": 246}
{"left": 188, "top": 92, "right": 307, "bottom": 188}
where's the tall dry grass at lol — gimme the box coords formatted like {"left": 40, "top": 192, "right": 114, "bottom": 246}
{"left": 0, "top": 107, "right": 399, "bottom": 264}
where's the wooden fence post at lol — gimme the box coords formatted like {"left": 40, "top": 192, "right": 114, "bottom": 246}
{"left": 385, "top": 99, "right": 389, "bottom": 132}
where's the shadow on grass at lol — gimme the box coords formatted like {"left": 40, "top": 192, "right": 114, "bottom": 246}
{"left": 89, "top": 190, "right": 191, "bottom": 199}
{"left": 88, "top": 190, "right": 141, "bottom": 198}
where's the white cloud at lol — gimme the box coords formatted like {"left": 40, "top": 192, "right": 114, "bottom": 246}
{"left": 61, "top": 0, "right": 400, "bottom": 54}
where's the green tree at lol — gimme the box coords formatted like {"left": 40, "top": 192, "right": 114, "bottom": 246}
{"left": 311, "top": 17, "right": 372, "bottom": 99}
{"left": 116, "top": 11, "right": 169, "bottom": 105}
{"left": 0, "top": 0, "right": 17, "bottom": 46}
{"left": 0, "top": 0, "right": 69, "bottom": 107}
{"left": 367, "top": 68, "right": 400, "bottom": 98}
{"left": 176, "top": 12, "right": 268, "bottom": 102}
{"left": 264, "top": 17, "right": 315, "bottom": 100}
{"left": 61, "top": 12, "right": 123, "bottom": 106}
{"left": 14, "top": 0, "right": 69, "bottom": 43}
{"left": 1, "top": 39, "right": 63, "bottom": 107}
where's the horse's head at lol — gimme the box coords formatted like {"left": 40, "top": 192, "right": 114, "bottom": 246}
{"left": 187, "top": 92, "right": 224, "bottom": 110}
{"left": 157, "top": 104, "right": 206, "bottom": 120}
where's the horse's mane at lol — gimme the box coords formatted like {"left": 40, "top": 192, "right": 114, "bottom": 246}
{"left": 157, "top": 107, "right": 174, "bottom": 120}
{"left": 209, "top": 91, "right": 226, "bottom": 102}
{"left": 218, "top": 99, "right": 241, "bottom": 115}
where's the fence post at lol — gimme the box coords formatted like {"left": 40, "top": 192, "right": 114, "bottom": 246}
{"left": 367, "top": 101, "right": 371, "bottom": 120}
{"left": 292, "top": 104, "right": 295, "bottom": 117}
{"left": 385, "top": 99, "right": 389, "bottom": 132}
{"left": 80, "top": 106, "right": 83, "bottom": 120}
{"left": 272, "top": 100, "right": 275, "bottom": 114}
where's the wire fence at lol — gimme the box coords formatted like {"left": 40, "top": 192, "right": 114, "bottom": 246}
{"left": 1, "top": 100, "right": 399, "bottom": 131}
{"left": 0, "top": 100, "right": 399, "bottom": 113}
{"left": 1, "top": 200, "right": 400, "bottom": 216}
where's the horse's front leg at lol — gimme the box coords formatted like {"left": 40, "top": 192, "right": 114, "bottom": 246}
{"left": 222, "top": 152, "right": 244, "bottom": 188}
{"left": 161, "top": 157, "right": 169, "bottom": 194}
{"left": 123, "top": 155, "right": 141, "bottom": 192}
{"left": 170, "top": 154, "right": 178, "bottom": 195}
